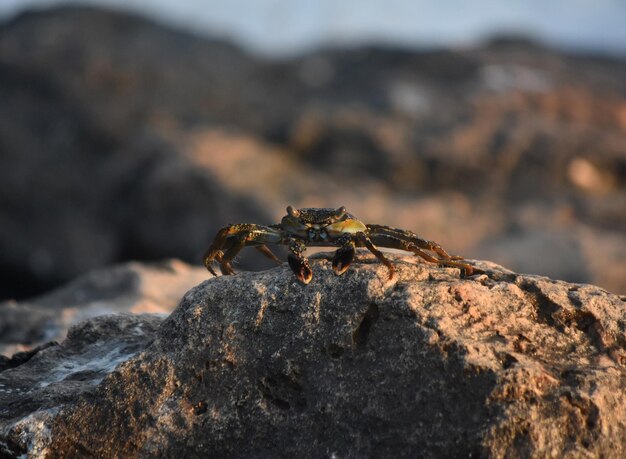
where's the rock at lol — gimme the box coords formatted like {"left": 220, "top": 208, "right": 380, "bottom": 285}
{"left": 0, "top": 259, "right": 207, "bottom": 357}
{"left": 0, "top": 313, "right": 164, "bottom": 458}
{"left": 0, "top": 342, "right": 59, "bottom": 373}
{"left": 0, "top": 5, "right": 270, "bottom": 298}
{"left": 1, "top": 6, "right": 625, "bottom": 299}
{"left": 1, "top": 251, "right": 625, "bottom": 457}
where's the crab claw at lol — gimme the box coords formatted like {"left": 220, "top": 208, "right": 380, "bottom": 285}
{"left": 332, "top": 246, "right": 355, "bottom": 275}
{"left": 288, "top": 254, "right": 313, "bottom": 284}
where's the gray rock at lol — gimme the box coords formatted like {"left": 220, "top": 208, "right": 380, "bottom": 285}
{"left": 0, "top": 259, "right": 207, "bottom": 357}
{"left": 2, "top": 251, "right": 625, "bottom": 457}
{"left": 0, "top": 313, "right": 163, "bottom": 458}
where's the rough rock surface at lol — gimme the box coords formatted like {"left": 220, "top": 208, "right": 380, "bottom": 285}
{"left": 0, "top": 314, "right": 164, "bottom": 458}
{"left": 2, "top": 251, "right": 625, "bottom": 457}
{"left": 0, "top": 259, "right": 206, "bottom": 358}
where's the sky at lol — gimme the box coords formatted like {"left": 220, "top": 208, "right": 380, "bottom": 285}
{"left": 1, "top": 0, "right": 625, "bottom": 56}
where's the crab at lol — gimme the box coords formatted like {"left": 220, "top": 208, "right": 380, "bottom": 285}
{"left": 203, "top": 206, "right": 480, "bottom": 284}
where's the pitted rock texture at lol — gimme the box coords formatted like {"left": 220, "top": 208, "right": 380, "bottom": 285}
{"left": 2, "top": 251, "right": 626, "bottom": 457}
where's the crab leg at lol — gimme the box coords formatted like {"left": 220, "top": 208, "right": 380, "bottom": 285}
{"left": 366, "top": 224, "right": 463, "bottom": 260}
{"left": 203, "top": 226, "right": 233, "bottom": 275}
{"left": 367, "top": 233, "right": 477, "bottom": 277}
{"left": 222, "top": 243, "right": 282, "bottom": 275}
{"left": 219, "top": 237, "right": 246, "bottom": 275}
{"left": 203, "top": 224, "right": 284, "bottom": 276}
{"left": 255, "top": 245, "right": 282, "bottom": 264}
{"left": 355, "top": 232, "right": 396, "bottom": 280}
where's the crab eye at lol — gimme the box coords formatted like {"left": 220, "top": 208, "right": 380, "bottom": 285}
{"left": 287, "top": 206, "right": 300, "bottom": 218}
{"left": 308, "top": 228, "right": 316, "bottom": 238}
{"left": 320, "top": 229, "right": 327, "bottom": 239}
{"left": 334, "top": 206, "right": 346, "bottom": 218}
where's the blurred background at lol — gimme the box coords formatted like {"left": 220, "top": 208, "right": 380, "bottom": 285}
{"left": 1, "top": 0, "right": 625, "bottom": 300}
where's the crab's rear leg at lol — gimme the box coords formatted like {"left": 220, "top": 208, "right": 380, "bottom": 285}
{"left": 221, "top": 241, "right": 283, "bottom": 276}
{"left": 366, "top": 224, "right": 463, "bottom": 260}
{"left": 203, "top": 224, "right": 284, "bottom": 276}
{"left": 255, "top": 245, "right": 282, "bottom": 264}
{"left": 368, "top": 233, "right": 478, "bottom": 277}
{"left": 355, "top": 232, "right": 396, "bottom": 280}
{"left": 203, "top": 225, "right": 234, "bottom": 275}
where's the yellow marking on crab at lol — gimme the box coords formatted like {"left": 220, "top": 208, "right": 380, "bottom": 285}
{"left": 326, "top": 218, "right": 367, "bottom": 236}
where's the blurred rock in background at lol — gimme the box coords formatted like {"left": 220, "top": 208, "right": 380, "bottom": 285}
{"left": 0, "top": 6, "right": 625, "bottom": 299}
{"left": 0, "top": 259, "right": 206, "bottom": 357}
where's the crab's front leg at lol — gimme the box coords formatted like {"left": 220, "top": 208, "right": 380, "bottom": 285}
{"left": 203, "top": 224, "right": 284, "bottom": 276}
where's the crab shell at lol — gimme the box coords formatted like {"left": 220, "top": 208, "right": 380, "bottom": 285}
{"left": 280, "top": 206, "right": 367, "bottom": 245}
